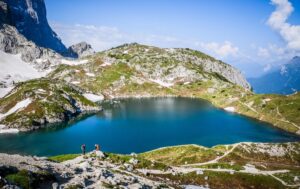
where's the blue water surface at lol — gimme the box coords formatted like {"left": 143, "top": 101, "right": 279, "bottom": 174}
{"left": 0, "top": 97, "right": 299, "bottom": 156}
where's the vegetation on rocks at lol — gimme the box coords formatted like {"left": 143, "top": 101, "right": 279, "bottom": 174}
{"left": 154, "top": 171, "right": 286, "bottom": 189}
{"left": 0, "top": 79, "right": 100, "bottom": 131}
{"left": 46, "top": 43, "right": 300, "bottom": 135}
{"left": 4, "top": 169, "right": 55, "bottom": 189}
{"left": 142, "top": 142, "right": 300, "bottom": 188}
{"left": 0, "top": 43, "right": 300, "bottom": 188}
{"left": 140, "top": 145, "right": 228, "bottom": 166}
{"left": 1, "top": 43, "right": 299, "bottom": 134}
{"left": 1, "top": 142, "right": 300, "bottom": 188}
{"left": 48, "top": 154, "right": 80, "bottom": 162}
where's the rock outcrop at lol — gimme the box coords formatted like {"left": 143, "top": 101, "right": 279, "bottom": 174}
{"left": 0, "top": 79, "right": 101, "bottom": 131}
{"left": 68, "top": 42, "right": 95, "bottom": 58}
{"left": 0, "top": 142, "right": 299, "bottom": 188}
{"left": 0, "top": 0, "right": 67, "bottom": 53}
{"left": 105, "top": 43, "right": 251, "bottom": 89}
{"left": 0, "top": 152, "right": 167, "bottom": 189}
{"left": 0, "top": 25, "right": 64, "bottom": 95}
{"left": 0, "top": 25, "right": 61, "bottom": 66}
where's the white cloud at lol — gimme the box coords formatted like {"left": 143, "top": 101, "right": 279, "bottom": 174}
{"left": 256, "top": 43, "right": 296, "bottom": 62}
{"left": 51, "top": 22, "right": 241, "bottom": 59}
{"left": 51, "top": 23, "right": 188, "bottom": 51}
{"left": 268, "top": 0, "right": 300, "bottom": 51}
{"left": 51, "top": 22, "right": 246, "bottom": 70}
{"left": 257, "top": 47, "right": 270, "bottom": 58}
{"left": 268, "top": 44, "right": 286, "bottom": 55}
{"left": 254, "top": 43, "right": 298, "bottom": 75}
{"left": 263, "top": 63, "right": 272, "bottom": 72}
{"left": 51, "top": 23, "right": 132, "bottom": 50}
{"left": 198, "top": 41, "right": 239, "bottom": 58}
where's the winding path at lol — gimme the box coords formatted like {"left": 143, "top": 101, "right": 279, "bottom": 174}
{"left": 269, "top": 173, "right": 300, "bottom": 188}
{"left": 181, "top": 143, "right": 239, "bottom": 167}
{"left": 138, "top": 143, "right": 300, "bottom": 188}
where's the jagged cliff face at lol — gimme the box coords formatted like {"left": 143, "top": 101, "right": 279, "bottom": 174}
{"left": 0, "top": 25, "right": 61, "bottom": 64}
{"left": 0, "top": 0, "right": 67, "bottom": 53}
{"left": 0, "top": 1, "right": 8, "bottom": 25}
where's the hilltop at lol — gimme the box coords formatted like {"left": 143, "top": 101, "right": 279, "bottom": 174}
{"left": 0, "top": 43, "right": 299, "bottom": 135}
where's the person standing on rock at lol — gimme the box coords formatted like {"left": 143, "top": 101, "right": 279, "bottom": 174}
{"left": 95, "top": 144, "right": 100, "bottom": 151}
{"left": 81, "top": 144, "right": 86, "bottom": 155}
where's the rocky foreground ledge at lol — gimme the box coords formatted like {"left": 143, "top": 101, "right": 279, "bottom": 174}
{"left": 1, "top": 142, "right": 300, "bottom": 189}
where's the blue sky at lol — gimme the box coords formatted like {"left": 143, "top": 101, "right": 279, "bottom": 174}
{"left": 45, "top": 0, "right": 300, "bottom": 77}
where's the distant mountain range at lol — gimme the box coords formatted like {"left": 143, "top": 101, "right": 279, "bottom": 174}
{"left": 248, "top": 56, "right": 300, "bottom": 95}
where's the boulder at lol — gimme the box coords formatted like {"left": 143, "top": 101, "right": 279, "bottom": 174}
{"left": 67, "top": 42, "right": 95, "bottom": 58}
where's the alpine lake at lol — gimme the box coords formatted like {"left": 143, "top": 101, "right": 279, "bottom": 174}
{"left": 0, "top": 97, "right": 299, "bottom": 156}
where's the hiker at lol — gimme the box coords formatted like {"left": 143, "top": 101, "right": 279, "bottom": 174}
{"left": 95, "top": 144, "right": 100, "bottom": 151}
{"left": 81, "top": 144, "right": 86, "bottom": 155}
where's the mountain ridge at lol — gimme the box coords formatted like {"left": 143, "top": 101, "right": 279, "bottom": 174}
{"left": 249, "top": 56, "right": 300, "bottom": 95}
{"left": 1, "top": 43, "right": 299, "bottom": 136}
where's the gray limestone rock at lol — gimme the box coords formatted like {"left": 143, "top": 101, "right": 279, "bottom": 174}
{"left": 67, "top": 42, "right": 95, "bottom": 58}
{"left": 0, "top": 0, "right": 67, "bottom": 53}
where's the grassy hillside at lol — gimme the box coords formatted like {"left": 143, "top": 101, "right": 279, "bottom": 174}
{"left": 0, "top": 79, "right": 100, "bottom": 130}
{"left": 46, "top": 44, "right": 300, "bottom": 134}
{"left": 0, "top": 43, "right": 299, "bottom": 134}
{"left": 15, "top": 142, "right": 298, "bottom": 189}
{"left": 140, "top": 142, "right": 300, "bottom": 188}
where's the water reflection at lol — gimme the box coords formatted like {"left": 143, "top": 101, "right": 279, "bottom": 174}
{"left": 0, "top": 97, "right": 299, "bottom": 156}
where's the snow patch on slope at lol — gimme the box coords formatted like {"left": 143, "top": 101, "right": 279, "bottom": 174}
{"left": 83, "top": 93, "right": 104, "bottom": 102}
{"left": 184, "top": 185, "right": 210, "bottom": 189}
{"left": 71, "top": 81, "right": 80, "bottom": 84}
{"left": 85, "top": 73, "right": 95, "bottom": 77}
{"left": 0, "top": 98, "right": 31, "bottom": 133}
{"left": 0, "top": 51, "right": 47, "bottom": 97}
{"left": 0, "top": 124, "right": 19, "bottom": 134}
{"left": 0, "top": 87, "right": 14, "bottom": 98}
{"left": 0, "top": 51, "right": 45, "bottom": 81}
{"left": 224, "top": 107, "right": 235, "bottom": 112}
{"left": 61, "top": 59, "right": 89, "bottom": 65}
{"left": 0, "top": 98, "right": 32, "bottom": 120}
{"left": 149, "top": 79, "right": 174, "bottom": 87}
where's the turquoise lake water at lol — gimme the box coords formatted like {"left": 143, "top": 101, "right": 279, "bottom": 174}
{"left": 0, "top": 97, "right": 299, "bottom": 156}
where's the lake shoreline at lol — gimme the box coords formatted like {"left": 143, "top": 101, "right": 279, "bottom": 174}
{"left": 1, "top": 141, "right": 300, "bottom": 188}
{"left": 1, "top": 97, "right": 299, "bottom": 157}
{"left": 1, "top": 95, "right": 299, "bottom": 137}
{"left": 104, "top": 95, "right": 300, "bottom": 137}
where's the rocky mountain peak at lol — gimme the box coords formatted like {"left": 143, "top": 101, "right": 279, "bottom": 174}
{"left": 67, "top": 42, "right": 95, "bottom": 58}
{"left": 1, "top": 0, "right": 67, "bottom": 53}
{"left": 290, "top": 56, "right": 300, "bottom": 64}
{"left": 0, "top": 1, "right": 8, "bottom": 26}
{"left": 105, "top": 44, "right": 251, "bottom": 89}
